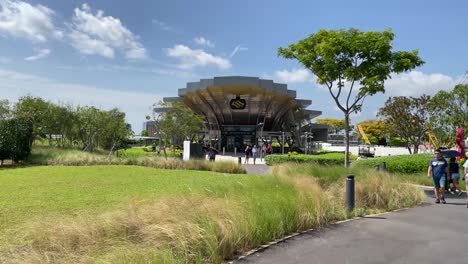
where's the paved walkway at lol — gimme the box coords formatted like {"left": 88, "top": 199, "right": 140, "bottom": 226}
{"left": 244, "top": 164, "right": 270, "bottom": 175}
{"left": 215, "top": 154, "right": 266, "bottom": 165}
{"left": 237, "top": 190, "right": 468, "bottom": 264}
{"left": 213, "top": 154, "right": 271, "bottom": 175}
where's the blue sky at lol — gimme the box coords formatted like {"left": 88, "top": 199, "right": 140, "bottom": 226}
{"left": 1, "top": 0, "right": 467, "bottom": 132}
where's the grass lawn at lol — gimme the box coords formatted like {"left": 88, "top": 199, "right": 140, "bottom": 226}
{"left": 0, "top": 166, "right": 265, "bottom": 228}
{"left": 0, "top": 165, "right": 424, "bottom": 263}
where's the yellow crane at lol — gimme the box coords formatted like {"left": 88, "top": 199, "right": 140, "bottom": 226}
{"left": 427, "top": 129, "right": 439, "bottom": 148}
{"left": 357, "top": 124, "right": 371, "bottom": 145}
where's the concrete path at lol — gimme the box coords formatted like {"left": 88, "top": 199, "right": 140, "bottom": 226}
{"left": 237, "top": 190, "right": 468, "bottom": 264}
{"left": 213, "top": 154, "right": 271, "bottom": 175}
{"left": 244, "top": 164, "right": 270, "bottom": 175}
{"left": 215, "top": 154, "right": 266, "bottom": 165}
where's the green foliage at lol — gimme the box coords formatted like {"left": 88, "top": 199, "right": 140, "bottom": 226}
{"left": 356, "top": 119, "right": 386, "bottom": 145}
{"left": 0, "top": 118, "right": 33, "bottom": 163}
{"left": 388, "top": 137, "right": 407, "bottom": 147}
{"left": 278, "top": 28, "right": 424, "bottom": 167}
{"left": 316, "top": 118, "right": 346, "bottom": 133}
{"left": 0, "top": 99, "right": 10, "bottom": 120}
{"left": 271, "top": 142, "right": 280, "bottom": 147}
{"left": 352, "top": 154, "right": 433, "bottom": 173}
{"left": 378, "top": 95, "right": 431, "bottom": 153}
{"left": 14, "top": 96, "right": 49, "bottom": 140}
{"left": 265, "top": 153, "right": 356, "bottom": 166}
{"left": 140, "top": 129, "right": 149, "bottom": 137}
{"left": 156, "top": 101, "right": 203, "bottom": 146}
{"left": 428, "top": 84, "right": 468, "bottom": 147}
{"left": 12, "top": 96, "right": 132, "bottom": 151}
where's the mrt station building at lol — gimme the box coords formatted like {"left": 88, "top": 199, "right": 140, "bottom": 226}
{"left": 154, "top": 76, "right": 327, "bottom": 152}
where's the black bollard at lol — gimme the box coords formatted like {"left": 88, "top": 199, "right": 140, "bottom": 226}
{"left": 382, "top": 162, "right": 387, "bottom": 172}
{"left": 374, "top": 164, "right": 380, "bottom": 171}
{"left": 346, "top": 175, "right": 355, "bottom": 212}
{"left": 238, "top": 157, "right": 241, "bottom": 164}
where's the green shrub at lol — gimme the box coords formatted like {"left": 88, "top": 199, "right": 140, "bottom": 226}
{"left": 265, "top": 153, "right": 356, "bottom": 166}
{"left": 0, "top": 118, "right": 33, "bottom": 163}
{"left": 351, "top": 154, "right": 432, "bottom": 173}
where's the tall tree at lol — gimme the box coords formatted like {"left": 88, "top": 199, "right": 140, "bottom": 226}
{"left": 378, "top": 95, "right": 431, "bottom": 154}
{"left": 278, "top": 28, "right": 424, "bottom": 167}
{"left": 316, "top": 118, "right": 346, "bottom": 134}
{"left": 154, "top": 101, "right": 203, "bottom": 158}
{"left": 14, "top": 96, "right": 51, "bottom": 144}
{"left": 428, "top": 84, "right": 468, "bottom": 147}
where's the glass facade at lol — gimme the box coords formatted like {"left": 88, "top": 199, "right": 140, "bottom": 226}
{"left": 221, "top": 125, "right": 256, "bottom": 152}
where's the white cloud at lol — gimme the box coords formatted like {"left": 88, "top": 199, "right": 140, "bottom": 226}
{"left": 385, "top": 71, "right": 455, "bottom": 96}
{"left": 229, "top": 44, "right": 248, "bottom": 58}
{"left": 0, "top": 0, "right": 62, "bottom": 42}
{"left": 24, "top": 48, "right": 51, "bottom": 61}
{"left": 0, "top": 68, "right": 161, "bottom": 131}
{"left": 151, "top": 19, "right": 174, "bottom": 32}
{"left": 166, "top": 44, "right": 231, "bottom": 70}
{"left": 68, "top": 3, "right": 147, "bottom": 60}
{"left": 69, "top": 30, "right": 114, "bottom": 58}
{"left": 274, "top": 68, "right": 315, "bottom": 83}
{"left": 194, "top": 36, "right": 214, "bottom": 47}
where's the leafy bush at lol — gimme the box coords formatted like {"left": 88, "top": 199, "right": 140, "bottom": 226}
{"left": 351, "top": 154, "right": 432, "bottom": 173}
{"left": 0, "top": 118, "right": 33, "bottom": 164}
{"left": 265, "top": 153, "right": 356, "bottom": 166}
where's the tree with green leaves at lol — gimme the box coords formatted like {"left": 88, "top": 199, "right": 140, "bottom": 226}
{"left": 428, "top": 84, "right": 468, "bottom": 147}
{"left": 378, "top": 95, "right": 431, "bottom": 154}
{"left": 0, "top": 118, "right": 33, "bottom": 165}
{"left": 14, "top": 96, "right": 51, "bottom": 144}
{"left": 154, "top": 101, "right": 203, "bottom": 159}
{"left": 0, "top": 99, "right": 11, "bottom": 120}
{"left": 278, "top": 28, "right": 424, "bottom": 167}
{"left": 316, "top": 118, "right": 346, "bottom": 134}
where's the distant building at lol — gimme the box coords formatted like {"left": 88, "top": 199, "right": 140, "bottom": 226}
{"left": 154, "top": 76, "right": 326, "bottom": 151}
{"left": 142, "top": 121, "right": 158, "bottom": 137}
{"left": 327, "top": 132, "right": 359, "bottom": 146}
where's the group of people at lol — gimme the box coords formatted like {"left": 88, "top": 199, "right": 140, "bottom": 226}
{"left": 244, "top": 145, "right": 258, "bottom": 164}
{"left": 244, "top": 144, "right": 275, "bottom": 164}
{"left": 202, "top": 143, "right": 277, "bottom": 164}
{"left": 427, "top": 148, "right": 468, "bottom": 207}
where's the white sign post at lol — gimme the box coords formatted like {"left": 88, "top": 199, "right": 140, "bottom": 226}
{"left": 183, "top": 141, "right": 190, "bottom": 161}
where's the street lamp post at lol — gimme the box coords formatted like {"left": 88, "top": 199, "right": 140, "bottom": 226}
{"left": 282, "top": 131, "right": 285, "bottom": 154}
{"left": 257, "top": 122, "right": 264, "bottom": 159}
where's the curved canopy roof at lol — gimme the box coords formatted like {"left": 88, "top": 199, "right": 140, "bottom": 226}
{"left": 158, "top": 76, "right": 321, "bottom": 131}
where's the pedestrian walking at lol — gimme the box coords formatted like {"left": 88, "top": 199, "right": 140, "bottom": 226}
{"left": 266, "top": 144, "right": 273, "bottom": 155}
{"left": 245, "top": 145, "right": 252, "bottom": 164}
{"left": 252, "top": 145, "right": 258, "bottom": 165}
{"left": 427, "top": 148, "right": 449, "bottom": 204}
{"left": 208, "top": 147, "right": 218, "bottom": 162}
{"left": 449, "top": 157, "right": 461, "bottom": 195}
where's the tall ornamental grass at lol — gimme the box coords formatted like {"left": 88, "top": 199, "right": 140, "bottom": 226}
{"left": 28, "top": 146, "right": 245, "bottom": 174}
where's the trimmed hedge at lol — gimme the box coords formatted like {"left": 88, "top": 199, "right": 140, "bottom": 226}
{"left": 351, "top": 154, "right": 433, "bottom": 174}
{"left": 265, "top": 153, "right": 354, "bottom": 166}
